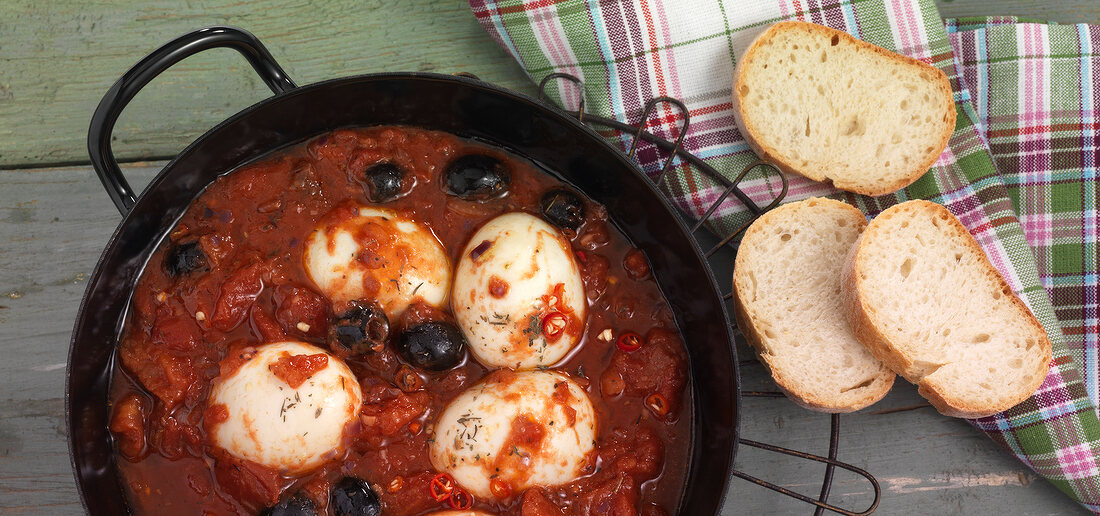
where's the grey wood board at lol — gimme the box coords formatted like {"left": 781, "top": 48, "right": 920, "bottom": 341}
{"left": 0, "top": 164, "right": 1086, "bottom": 514}
{"left": 0, "top": 1, "right": 1097, "bottom": 168}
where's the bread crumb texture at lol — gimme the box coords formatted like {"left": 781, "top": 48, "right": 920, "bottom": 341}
{"left": 734, "top": 198, "right": 893, "bottom": 412}
{"left": 734, "top": 21, "right": 955, "bottom": 196}
{"left": 849, "top": 200, "right": 1051, "bottom": 417}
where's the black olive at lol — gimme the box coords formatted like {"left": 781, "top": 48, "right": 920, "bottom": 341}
{"left": 540, "top": 189, "right": 586, "bottom": 231}
{"left": 261, "top": 495, "right": 316, "bottom": 516}
{"left": 330, "top": 477, "right": 382, "bottom": 516}
{"left": 164, "top": 241, "right": 208, "bottom": 277}
{"left": 397, "top": 321, "right": 466, "bottom": 371}
{"left": 360, "top": 162, "right": 405, "bottom": 203}
{"left": 328, "top": 300, "right": 389, "bottom": 356}
{"left": 444, "top": 155, "right": 510, "bottom": 200}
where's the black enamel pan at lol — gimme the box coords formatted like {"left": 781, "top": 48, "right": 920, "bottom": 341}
{"left": 69, "top": 26, "right": 740, "bottom": 514}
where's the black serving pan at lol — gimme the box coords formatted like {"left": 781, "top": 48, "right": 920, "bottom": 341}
{"left": 69, "top": 26, "right": 740, "bottom": 514}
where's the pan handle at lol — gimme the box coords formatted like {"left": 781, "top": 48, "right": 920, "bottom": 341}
{"left": 87, "top": 26, "right": 297, "bottom": 216}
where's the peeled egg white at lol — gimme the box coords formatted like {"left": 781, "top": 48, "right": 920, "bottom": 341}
{"left": 452, "top": 212, "right": 586, "bottom": 370}
{"left": 429, "top": 370, "right": 597, "bottom": 499}
{"left": 207, "top": 341, "right": 362, "bottom": 474}
{"left": 303, "top": 205, "right": 451, "bottom": 318}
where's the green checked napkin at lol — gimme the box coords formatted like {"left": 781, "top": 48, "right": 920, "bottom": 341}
{"left": 469, "top": 0, "right": 1100, "bottom": 511}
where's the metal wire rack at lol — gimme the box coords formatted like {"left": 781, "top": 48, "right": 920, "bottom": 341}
{"left": 535, "top": 72, "right": 881, "bottom": 516}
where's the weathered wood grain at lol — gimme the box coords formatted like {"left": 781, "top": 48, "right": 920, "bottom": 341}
{"left": 0, "top": 0, "right": 535, "bottom": 168}
{"left": 731, "top": 363, "right": 1086, "bottom": 515}
{"left": 0, "top": 163, "right": 1085, "bottom": 514}
{"left": 0, "top": 165, "right": 155, "bottom": 514}
{"left": 937, "top": 0, "right": 1098, "bottom": 22}
{"left": 0, "top": 1, "right": 1095, "bottom": 168}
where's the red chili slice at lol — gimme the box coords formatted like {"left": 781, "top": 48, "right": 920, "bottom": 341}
{"left": 541, "top": 312, "right": 568, "bottom": 341}
{"left": 575, "top": 249, "right": 588, "bottom": 263}
{"left": 616, "top": 331, "right": 643, "bottom": 352}
{"left": 646, "top": 393, "right": 670, "bottom": 417}
{"left": 429, "top": 473, "right": 455, "bottom": 501}
{"left": 448, "top": 488, "right": 473, "bottom": 509}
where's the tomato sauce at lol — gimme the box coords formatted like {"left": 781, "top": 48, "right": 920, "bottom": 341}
{"left": 108, "top": 126, "right": 692, "bottom": 515}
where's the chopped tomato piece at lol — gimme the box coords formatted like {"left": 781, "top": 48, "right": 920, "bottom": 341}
{"left": 211, "top": 450, "right": 281, "bottom": 509}
{"left": 152, "top": 314, "right": 203, "bottom": 353}
{"left": 153, "top": 415, "right": 201, "bottom": 460}
{"left": 268, "top": 352, "right": 329, "bottom": 389}
{"left": 119, "top": 331, "right": 202, "bottom": 409}
{"left": 198, "top": 232, "right": 236, "bottom": 268}
{"left": 520, "top": 487, "right": 562, "bottom": 516}
{"left": 248, "top": 305, "right": 286, "bottom": 342}
{"left": 211, "top": 263, "right": 263, "bottom": 331}
{"left": 273, "top": 285, "right": 329, "bottom": 339}
{"left": 202, "top": 403, "right": 230, "bottom": 435}
{"left": 607, "top": 328, "right": 688, "bottom": 421}
{"left": 359, "top": 384, "right": 430, "bottom": 438}
{"left": 108, "top": 393, "right": 147, "bottom": 460}
{"left": 622, "top": 249, "right": 651, "bottom": 280}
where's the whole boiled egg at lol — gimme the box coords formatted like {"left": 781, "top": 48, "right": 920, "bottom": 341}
{"left": 206, "top": 341, "right": 362, "bottom": 474}
{"left": 429, "top": 370, "right": 597, "bottom": 499}
{"left": 303, "top": 205, "right": 451, "bottom": 318}
{"left": 452, "top": 212, "right": 586, "bottom": 370}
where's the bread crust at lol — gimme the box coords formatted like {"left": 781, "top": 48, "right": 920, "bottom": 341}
{"left": 731, "top": 21, "right": 957, "bottom": 197}
{"left": 841, "top": 200, "right": 1052, "bottom": 418}
{"left": 733, "top": 198, "right": 894, "bottom": 412}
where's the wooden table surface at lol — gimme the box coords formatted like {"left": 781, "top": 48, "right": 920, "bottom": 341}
{"left": 1, "top": 1, "right": 1097, "bottom": 514}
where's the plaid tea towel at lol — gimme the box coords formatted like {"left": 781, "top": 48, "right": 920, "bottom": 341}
{"left": 945, "top": 16, "right": 1100, "bottom": 503}
{"left": 469, "top": 0, "right": 1100, "bottom": 511}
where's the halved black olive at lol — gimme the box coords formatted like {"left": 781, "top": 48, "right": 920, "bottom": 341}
{"left": 164, "top": 241, "right": 208, "bottom": 277}
{"left": 444, "top": 155, "right": 510, "bottom": 200}
{"left": 540, "top": 189, "right": 586, "bottom": 231}
{"left": 331, "top": 477, "right": 382, "bottom": 516}
{"left": 261, "top": 495, "right": 316, "bottom": 516}
{"left": 360, "top": 162, "right": 405, "bottom": 203}
{"left": 328, "top": 300, "right": 389, "bottom": 357}
{"left": 397, "top": 321, "right": 466, "bottom": 371}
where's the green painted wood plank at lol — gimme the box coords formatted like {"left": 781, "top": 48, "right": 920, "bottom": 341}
{"left": 0, "top": 1, "right": 1096, "bottom": 168}
{"left": 0, "top": 0, "right": 534, "bottom": 168}
{"left": 937, "top": 0, "right": 1099, "bottom": 23}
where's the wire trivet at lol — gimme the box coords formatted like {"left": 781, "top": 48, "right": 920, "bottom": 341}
{"left": 535, "top": 72, "right": 881, "bottom": 516}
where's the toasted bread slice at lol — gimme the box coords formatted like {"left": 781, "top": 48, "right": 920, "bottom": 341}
{"left": 733, "top": 198, "right": 894, "bottom": 412}
{"left": 732, "top": 21, "right": 956, "bottom": 196}
{"left": 841, "top": 200, "right": 1052, "bottom": 418}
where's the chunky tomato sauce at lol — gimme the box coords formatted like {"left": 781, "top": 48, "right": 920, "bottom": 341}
{"left": 108, "top": 126, "right": 691, "bottom": 515}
